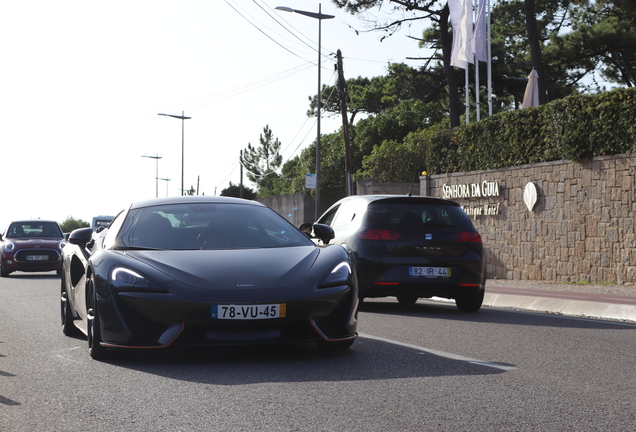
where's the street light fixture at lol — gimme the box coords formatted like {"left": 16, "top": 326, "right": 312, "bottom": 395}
{"left": 158, "top": 111, "right": 191, "bottom": 196}
{"left": 141, "top": 154, "right": 162, "bottom": 198}
{"left": 156, "top": 177, "right": 171, "bottom": 197}
{"left": 276, "top": 4, "right": 334, "bottom": 220}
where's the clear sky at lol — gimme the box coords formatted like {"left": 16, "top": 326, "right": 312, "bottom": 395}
{"left": 0, "top": 0, "right": 429, "bottom": 230}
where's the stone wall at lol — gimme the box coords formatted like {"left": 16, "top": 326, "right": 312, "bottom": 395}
{"left": 257, "top": 192, "right": 315, "bottom": 228}
{"left": 419, "top": 153, "right": 636, "bottom": 284}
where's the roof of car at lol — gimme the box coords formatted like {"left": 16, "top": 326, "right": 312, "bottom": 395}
{"left": 338, "top": 195, "right": 460, "bottom": 206}
{"left": 8, "top": 220, "right": 60, "bottom": 224}
{"left": 130, "top": 196, "right": 266, "bottom": 210}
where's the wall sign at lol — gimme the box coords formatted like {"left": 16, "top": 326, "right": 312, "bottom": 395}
{"left": 442, "top": 181, "right": 502, "bottom": 218}
{"left": 442, "top": 181, "right": 500, "bottom": 199}
{"left": 523, "top": 182, "right": 538, "bottom": 212}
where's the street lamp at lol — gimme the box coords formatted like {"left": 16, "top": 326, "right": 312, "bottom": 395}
{"left": 157, "top": 177, "right": 171, "bottom": 197}
{"left": 158, "top": 111, "right": 191, "bottom": 196}
{"left": 276, "top": 4, "right": 334, "bottom": 220}
{"left": 141, "top": 154, "right": 162, "bottom": 198}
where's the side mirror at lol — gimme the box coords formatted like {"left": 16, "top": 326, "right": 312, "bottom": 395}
{"left": 312, "top": 223, "right": 335, "bottom": 245}
{"left": 68, "top": 227, "right": 94, "bottom": 246}
{"left": 298, "top": 222, "right": 313, "bottom": 237}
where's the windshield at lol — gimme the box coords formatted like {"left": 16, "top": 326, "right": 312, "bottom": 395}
{"left": 114, "top": 202, "right": 312, "bottom": 250}
{"left": 5, "top": 222, "right": 63, "bottom": 239}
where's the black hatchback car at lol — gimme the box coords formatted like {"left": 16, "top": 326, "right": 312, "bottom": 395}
{"left": 315, "top": 195, "right": 485, "bottom": 311}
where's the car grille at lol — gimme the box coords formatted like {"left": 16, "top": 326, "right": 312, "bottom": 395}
{"left": 14, "top": 249, "right": 60, "bottom": 262}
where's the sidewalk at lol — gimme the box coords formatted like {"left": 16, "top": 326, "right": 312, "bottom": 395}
{"left": 483, "top": 279, "right": 636, "bottom": 323}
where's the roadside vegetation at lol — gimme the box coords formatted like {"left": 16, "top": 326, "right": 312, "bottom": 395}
{"left": 227, "top": 0, "right": 636, "bottom": 204}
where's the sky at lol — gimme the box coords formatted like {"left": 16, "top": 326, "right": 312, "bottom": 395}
{"left": 0, "top": 0, "right": 430, "bottom": 230}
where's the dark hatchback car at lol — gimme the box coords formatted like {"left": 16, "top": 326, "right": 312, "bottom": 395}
{"left": 315, "top": 195, "right": 485, "bottom": 311}
{"left": 1, "top": 220, "right": 67, "bottom": 277}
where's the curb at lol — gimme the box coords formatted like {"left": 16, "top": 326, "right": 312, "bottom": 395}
{"left": 483, "top": 293, "right": 636, "bottom": 323}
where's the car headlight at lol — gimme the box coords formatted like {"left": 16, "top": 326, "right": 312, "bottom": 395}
{"left": 59, "top": 241, "right": 68, "bottom": 249}
{"left": 111, "top": 267, "right": 149, "bottom": 289}
{"left": 319, "top": 262, "right": 352, "bottom": 288}
{"left": 3, "top": 241, "right": 15, "bottom": 253}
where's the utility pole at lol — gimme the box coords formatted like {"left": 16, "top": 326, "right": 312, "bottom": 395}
{"left": 336, "top": 50, "right": 354, "bottom": 196}
{"left": 239, "top": 150, "right": 244, "bottom": 198}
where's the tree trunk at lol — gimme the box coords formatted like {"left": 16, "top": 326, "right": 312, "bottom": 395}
{"left": 525, "top": 0, "right": 549, "bottom": 104}
{"left": 440, "top": 4, "right": 462, "bottom": 128}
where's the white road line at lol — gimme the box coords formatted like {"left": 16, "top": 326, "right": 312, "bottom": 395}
{"left": 359, "top": 333, "right": 517, "bottom": 371}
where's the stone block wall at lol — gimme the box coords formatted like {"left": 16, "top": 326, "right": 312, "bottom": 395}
{"left": 419, "top": 153, "right": 636, "bottom": 284}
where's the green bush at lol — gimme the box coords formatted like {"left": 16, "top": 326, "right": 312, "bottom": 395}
{"left": 422, "top": 87, "right": 636, "bottom": 174}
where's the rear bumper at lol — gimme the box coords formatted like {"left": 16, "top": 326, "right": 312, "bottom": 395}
{"left": 357, "top": 257, "right": 485, "bottom": 300}
{"left": 362, "top": 280, "right": 483, "bottom": 300}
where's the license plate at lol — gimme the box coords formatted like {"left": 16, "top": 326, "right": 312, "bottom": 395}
{"left": 26, "top": 255, "right": 48, "bottom": 261}
{"left": 409, "top": 267, "right": 451, "bottom": 278}
{"left": 211, "top": 304, "right": 286, "bottom": 320}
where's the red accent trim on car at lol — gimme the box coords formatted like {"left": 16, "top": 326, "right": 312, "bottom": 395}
{"left": 100, "top": 321, "right": 185, "bottom": 349}
{"left": 459, "top": 284, "right": 480, "bottom": 287}
{"left": 309, "top": 317, "right": 357, "bottom": 342}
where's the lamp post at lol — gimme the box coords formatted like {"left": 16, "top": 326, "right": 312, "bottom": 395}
{"left": 157, "top": 177, "right": 171, "bottom": 197}
{"left": 158, "top": 111, "right": 191, "bottom": 196}
{"left": 141, "top": 154, "right": 162, "bottom": 198}
{"left": 276, "top": 4, "right": 334, "bottom": 220}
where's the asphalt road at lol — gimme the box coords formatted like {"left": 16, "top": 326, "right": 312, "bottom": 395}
{"left": 1, "top": 273, "right": 635, "bottom": 431}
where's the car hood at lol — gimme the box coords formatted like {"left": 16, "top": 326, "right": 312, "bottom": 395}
{"left": 124, "top": 246, "right": 321, "bottom": 290}
{"left": 7, "top": 238, "right": 63, "bottom": 247}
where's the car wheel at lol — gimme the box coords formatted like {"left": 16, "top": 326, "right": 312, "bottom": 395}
{"left": 455, "top": 288, "right": 485, "bottom": 312}
{"left": 0, "top": 264, "right": 9, "bottom": 278}
{"left": 61, "top": 275, "right": 80, "bottom": 336}
{"left": 87, "top": 278, "right": 108, "bottom": 360}
{"left": 397, "top": 295, "right": 419, "bottom": 305}
{"left": 317, "top": 338, "right": 355, "bottom": 350}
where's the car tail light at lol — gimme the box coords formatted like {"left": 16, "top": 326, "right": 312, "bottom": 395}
{"left": 359, "top": 230, "right": 402, "bottom": 240}
{"left": 453, "top": 232, "right": 482, "bottom": 243}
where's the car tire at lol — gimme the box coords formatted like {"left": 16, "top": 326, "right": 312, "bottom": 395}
{"left": 397, "top": 295, "right": 419, "bottom": 305}
{"left": 87, "top": 278, "right": 108, "bottom": 360}
{"left": 61, "top": 275, "right": 80, "bottom": 336}
{"left": 455, "top": 288, "right": 485, "bottom": 312}
{"left": 0, "top": 264, "right": 9, "bottom": 278}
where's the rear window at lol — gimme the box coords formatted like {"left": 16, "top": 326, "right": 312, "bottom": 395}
{"left": 365, "top": 200, "right": 473, "bottom": 230}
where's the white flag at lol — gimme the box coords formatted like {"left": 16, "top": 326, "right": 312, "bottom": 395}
{"left": 448, "top": 0, "right": 473, "bottom": 69}
{"left": 470, "top": 0, "right": 488, "bottom": 62}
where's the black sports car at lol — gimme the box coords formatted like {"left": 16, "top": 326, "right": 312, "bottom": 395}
{"left": 61, "top": 196, "right": 358, "bottom": 359}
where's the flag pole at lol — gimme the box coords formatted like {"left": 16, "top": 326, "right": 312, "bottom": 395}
{"left": 465, "top": 67, "right": 470, "bottom": 124}
{"left": 474, "top": 0, "right": 480, "bottom": 121}
{"left": 487, "top": 0, "right": 493, "bottom": 115}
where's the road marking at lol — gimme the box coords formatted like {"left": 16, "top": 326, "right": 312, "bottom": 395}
{"left": 359, "top": 333, "right": 516, "bottom": 371}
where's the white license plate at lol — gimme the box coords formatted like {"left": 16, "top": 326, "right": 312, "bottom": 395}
{"left": 211, "top": 304, "right": 286, "bottom": 320}
{"left": 409, "top": 267, "right": 451, "bottom": 278}
{"left": 26, "top": 255, "right": 48, "bottom": 261}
